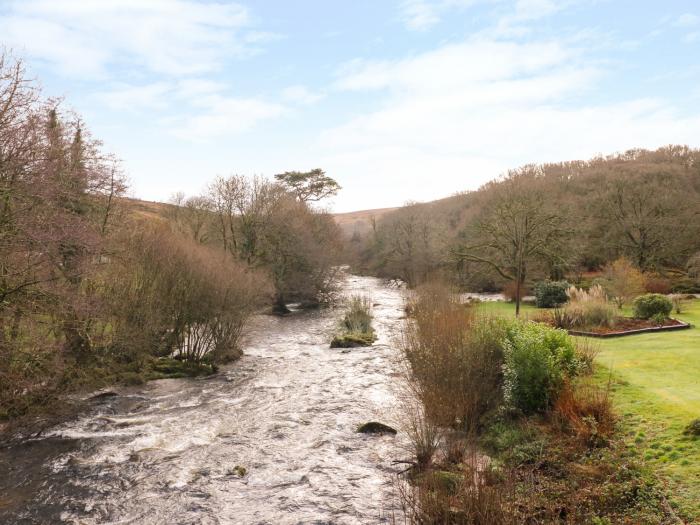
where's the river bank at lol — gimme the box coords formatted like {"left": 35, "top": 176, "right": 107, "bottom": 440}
{"left": 1, "top": 275, "right": 409, "bottom": 524}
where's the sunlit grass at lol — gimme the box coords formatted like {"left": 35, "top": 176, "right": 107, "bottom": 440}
{"left": 594, "top": 299, "right": 700, "bottom": 520}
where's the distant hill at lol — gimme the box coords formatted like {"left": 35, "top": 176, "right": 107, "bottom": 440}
{"left": 123, "top": 197, "right": 396, "bottom": 238}
{"left": 333, "top": 207, "right": 398, "bottom": 237}
{"left": 123, "top": 197, "right": 176, "bottom": 221}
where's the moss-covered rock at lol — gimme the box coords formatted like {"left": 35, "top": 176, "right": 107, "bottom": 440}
{"left": 330, "top": 331, "right": 376, "bottom": 348}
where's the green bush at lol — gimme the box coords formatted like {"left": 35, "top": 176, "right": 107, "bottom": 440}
{"left": 534, "top": 280, "right": 570, "bottom": 308}
{"left": 633, "top": 294, "right": 672, "bottom": 320}
{"left": 502, "top": 321, "right": 580, "bottom": 414}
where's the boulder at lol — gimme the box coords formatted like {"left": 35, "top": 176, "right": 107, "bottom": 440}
{"left": 357, "top": 421, "right": 397, "bottom": 435}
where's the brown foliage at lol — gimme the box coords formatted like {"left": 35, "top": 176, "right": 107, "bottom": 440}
{"left": 403, "top": 282, "right": 505, "bottom": 432}
{"left": 105, "top": 224, "right": 271, "bottom": 364}
{"left": 644, "top": 275, "right": 673, "bottom": 294}
{"left": 553, "top": 380, "right": 615, "bottom": 447}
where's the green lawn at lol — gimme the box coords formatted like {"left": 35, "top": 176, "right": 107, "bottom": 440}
{"left": 471, "top": 300, "right": 538, "bottom": 317}
{"left": 475, "top": 298, "right": 700, "bottom": 520}
{"left": 594, "top": 299, "right": 700, "bottom": 520}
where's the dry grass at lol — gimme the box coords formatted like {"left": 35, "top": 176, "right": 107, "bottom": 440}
{"left": 554, "top": 285, "right": 616, "bottom": 329}
{"left": 553, "top": 379, "right": 616, "bottom": 447}
{"left": 398, "top": 444, "right": 518, "bottom": 525}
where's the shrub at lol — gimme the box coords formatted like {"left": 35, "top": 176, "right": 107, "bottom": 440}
{"left": 107, "top": 225, "right": 271, "bottom": 365}
{"left": 554, "top": 285, "right": 616, "bottom": 329}
{"left": 534, "top": 280, "right": 569, "bottom": 308}
{"left": 671, "top": 277, "right": 700, "bottom": 294}
{"left": 633, "top": 294, "right": 672, "bottom": 320}
{"left": 502, "top": 321, "right": 581, "bottom": 414}
{"left": 553, "top": 381, "right": 615, "bottom": 447}
{"left": 403, "top": 282, "right": 507, "bottom": 430}
{"left": 601, "top": 257, "right": 645, "bottom": 308}
{"left": 683, "top": 418, "right": 700, "bottom": 436}
{"left": 688, "top": 252, "right": 700, "bottom": 281}
{"left": 644, "top": 275, "right": 672, "bottom": 294}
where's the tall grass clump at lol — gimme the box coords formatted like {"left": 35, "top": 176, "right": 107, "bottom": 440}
{"left": 402, "top": 282, "right": 507, "bottom": 432}
{"left": 553, "top": 379, "right": 615, "bottom": 447}
{"left": 330, "top": 294, "right": 376, "bottom": 347}
{"left": 553, "top": 285, "right": 616, "bottom": 329}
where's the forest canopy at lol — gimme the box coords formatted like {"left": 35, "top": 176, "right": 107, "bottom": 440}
{"left": 350, "top": 146, "right": 700, "bottom": 295}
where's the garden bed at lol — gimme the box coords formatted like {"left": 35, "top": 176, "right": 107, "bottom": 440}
{"left": 568, "top": 317, "right": 691, "bottom": 338}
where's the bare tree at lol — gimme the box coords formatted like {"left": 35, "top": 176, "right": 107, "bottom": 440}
{"left": 455, "top": 172, "right": 569, "bottom": 315}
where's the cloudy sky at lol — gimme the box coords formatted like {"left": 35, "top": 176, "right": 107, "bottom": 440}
{"left": 2, "top": 0, "right": 700, "bottom": 211}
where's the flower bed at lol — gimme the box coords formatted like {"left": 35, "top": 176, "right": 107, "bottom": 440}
{"left": 567, "top": 317, "right": 691, "bottom": 338}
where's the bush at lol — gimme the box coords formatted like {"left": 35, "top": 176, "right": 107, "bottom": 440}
{"left": 107, "top": 225, "right": 271, "bottom": 365}
{"left": 502, "top": 321, "right": 581, "bottom": 414}
{"left": 633, "top": 294, "right": 672, "bottom": 320}
{"left": 644, "top": 275, "right": 672, "bottom": 294}
{"left": 688, "top": 252, "right": 700, "bottom": 281}
{"left": 671, "top": 277, "right": 700, "bottom": 294}
{"left": 683, "top": 418, "right": 700, "bottom": 436}
{"left": 601, "top": 257, "right": 645, "bottom": 308}
{"left": 403, "top": 282, "right": 507, "bottom": 430}
{"left": 534, "top": 280, "right": 569, "bottom": 308}
{"left": 553, "top": 381, "right": 615, "bottom": 447}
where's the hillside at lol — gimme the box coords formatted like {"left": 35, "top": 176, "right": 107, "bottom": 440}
{"left": 123, "top": 197, "right": 397, "bottom": 238}
{"left": 333, "top": 207, "right": 398, "bottom": 237}
{"left": 351, "top": 146, "right": 700, "bottom": 289}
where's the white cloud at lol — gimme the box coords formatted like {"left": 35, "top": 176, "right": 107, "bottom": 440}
{"left": 170, "top": 94, "right": 287, "bottom": 141}
{"left": 675, "top": 13, "right": 700, "bottom": 27}
{"left": 0, "top": 0, "right": 262, "bottom": 77}
{"left": 281, "top": 85, "right": 325, "bottom": 105}
{"left": 97, "top": 82, "right": 172, "bottom": 112}
{"left": 320, "top": 33, "right": 700, "bottom": 210}
{"left": 399, "top": 0, "right": 442, "bottom": 31}
{"left": 335, "top": 39, "right": 577, "bottom": 93}
{"left": 397, "top": 0, "right": 489, "bottom": 31}
{"left": 685, "top": 31, "right": 700, "bottom": 43}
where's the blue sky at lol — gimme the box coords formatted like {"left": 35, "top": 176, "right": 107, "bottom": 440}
{"left": 1, "top": 0, "right": 699, "bottom": 211}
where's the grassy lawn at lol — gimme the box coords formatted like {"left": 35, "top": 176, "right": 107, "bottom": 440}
{"left": 475, "top": 298, "right": 700, "bottom": 520}
{"left": 471, "top": 299, "right": 538, "bottom": 317}
{"left": 594, "top": 299, "right": 700, "bottom": 520}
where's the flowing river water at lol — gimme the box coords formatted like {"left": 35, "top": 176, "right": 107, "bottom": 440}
{"left": 0, "top": 275, "right": 411, "bottom": 524}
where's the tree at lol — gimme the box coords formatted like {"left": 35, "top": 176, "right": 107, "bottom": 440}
{"left": 455, "top": 172, "right": 569, "bottom": 316}
{"left": 199, "top": 174, "right": 342, "bottom": 312}
{"left": 601, "top": 256, "right": 646, "bottom": 308}
{"left": 274, "top": 168, "right": 340, "bottom": 203}
{"left": 594, "top": 168, "right": 693, "bottom": 270}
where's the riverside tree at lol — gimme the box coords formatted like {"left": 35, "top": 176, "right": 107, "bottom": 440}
{"left": 0, "top": 52, "right": 271, "bottom": 419}
{"left": 201, "top": 173, "right": 343, "bottom": 312}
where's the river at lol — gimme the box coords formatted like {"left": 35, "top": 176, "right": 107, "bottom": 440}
{"left": 0, "top": 275, "right": 410, "bottom": 524}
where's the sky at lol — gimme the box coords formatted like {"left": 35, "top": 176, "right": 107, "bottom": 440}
{"left": 1, "top": 0, "right": 700, "bottom": 212}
